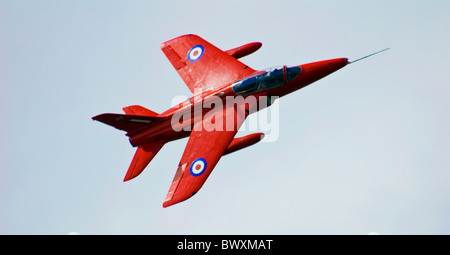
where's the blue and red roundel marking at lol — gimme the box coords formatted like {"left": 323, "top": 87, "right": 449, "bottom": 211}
{"left": 190, "top": 158, "right": 207, "bottom": 176}
{"left": 187, "top": 45, "right": 204, "bottom": 62}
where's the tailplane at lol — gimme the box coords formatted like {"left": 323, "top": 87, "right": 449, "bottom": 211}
{"left": 124, "top": 142, "right": 165, "bottom": 181}
{"left": 92, "top": 105, "right": 165, "bottom": 181}
{"left": 92, "top": 105, "right": 161, "bottom": 133}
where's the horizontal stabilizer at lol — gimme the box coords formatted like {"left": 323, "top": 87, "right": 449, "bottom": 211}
{"left": 92, "top": 113, "right": 159, "bottom": 133}
{"left": 124, "top": 143, "right": 165, "bottom": 181}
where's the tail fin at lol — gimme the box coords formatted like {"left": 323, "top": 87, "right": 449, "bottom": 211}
{"left": 92, "top": 105, "right": 160, "bottom": 133}
{"left": 124, "top": 142, "right": 165, "bottom": 181}
{"left": 92, "top": 113, "right": 159, "bottom": 133}
{"left": 122, "top": 105, "right": 159, "bottom": 116}
{"left": 93, "top": 105, "right": 165, "bottom": 180}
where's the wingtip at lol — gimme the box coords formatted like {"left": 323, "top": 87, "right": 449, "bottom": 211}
{"left": 162, "top": 200, "right": 176, "bottom": 208}
{"left": 123, "top": 175, "right": 133, "bottom": 182}
{"left": 123, "top": 168, "right": 138, "bottom": 182}
{"left": 162, "top": 194, "right": 181, "bottom": 208}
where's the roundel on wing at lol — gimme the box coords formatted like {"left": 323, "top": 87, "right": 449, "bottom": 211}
{"left": 187, "top": 45, "right": 204, "bottom": 62}
{"left": 190, "top": 158, "right": 207, "bottom": 176}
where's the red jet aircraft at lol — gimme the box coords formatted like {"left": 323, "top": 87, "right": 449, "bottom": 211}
{"left": 93, "top": 34, "right": 387, "bottom": 207}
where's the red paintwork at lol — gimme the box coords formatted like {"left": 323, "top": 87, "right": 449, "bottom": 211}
{"left": 225, "top": 42, "right": 262, "bottom": 59}
{"left": 123, "top": 105, "right": 159, "bottom": 116}
{"left": 124, "top": 143, "right": 164, "bottom": 181}
{"left": 163, "top": 103, "right": 250, "bottom": 207}
{"left": 92, "top": 34, "right": 349, "bottom": 207}
{"left": 223, "top": 133, "right": 265, "bottom": 155}
{"left": 278, "top": 58, "right": 348, "bottom": 98}
{"left": 160, "top": 34, "right": 256, "bottom": 94}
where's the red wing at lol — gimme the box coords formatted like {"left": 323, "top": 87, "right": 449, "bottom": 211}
{"left": 160, "top": 34, "right": 256, "bottom": 94}
{"left": 163, "top": 102, "right": 253, "bottom": 207}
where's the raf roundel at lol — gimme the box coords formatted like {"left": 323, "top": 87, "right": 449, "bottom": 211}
{"left": 190, "top": 158, "right": 207, "bottom": 177}
{"left": 187, "top": 45, "right": 204, "bottom": 62}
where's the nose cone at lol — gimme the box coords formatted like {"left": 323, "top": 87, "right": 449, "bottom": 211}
{"left": 297, "top": 58, "right": 348, "bottom": 85}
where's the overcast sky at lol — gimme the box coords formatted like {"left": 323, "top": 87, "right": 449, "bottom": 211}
{"left": 1, "top": 0, "right": 449, "bottom": 234}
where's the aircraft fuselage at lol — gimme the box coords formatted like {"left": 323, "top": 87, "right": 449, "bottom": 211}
{"left": 128, "top": 58, "right": 348, "bottom": 147}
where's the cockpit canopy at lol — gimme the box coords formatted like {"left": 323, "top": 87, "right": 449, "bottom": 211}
{"left": 232, "top": 66, "right": 301, "bottom": 95}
